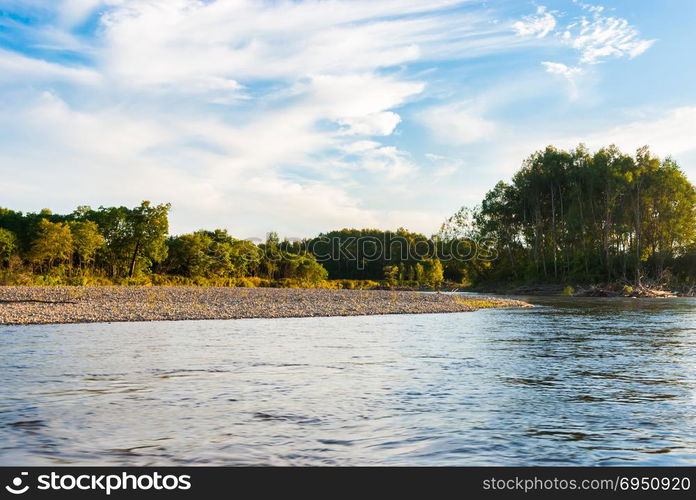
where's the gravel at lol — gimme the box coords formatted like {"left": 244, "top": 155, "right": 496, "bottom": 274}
{"left": 0, "top": 286, "right": 530, "bottom": 325}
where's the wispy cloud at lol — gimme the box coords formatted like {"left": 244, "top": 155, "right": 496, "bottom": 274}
{"left": 570, "top": 2, "right": 656, "bottom": 64}
{"left": 0, "top": 0, "right": 685, "bottom": 236}
{"left": 515, "top": 2, "right": 655, "bottom": 95}
{"left": 541, "top": 61, "right": 583, "bottom": 99}
{"left": 0, "top": 48, "right": 100, "bottom": 83}
{"left": 542, "top": 61, "right": 582, "bottom": 79}
{"left": 418, "top": 102, "right": 497, "bottom": 145}
{"left": 489, "top": 106, "right": 696, "bottom": 180}
{"left": 513, "top": 6, "right": 557, "bottom": 38}
{"left": 3, "top": 0, "right": 511, "bottom": 235}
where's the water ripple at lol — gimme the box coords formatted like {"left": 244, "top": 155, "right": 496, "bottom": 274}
{"left": 1, "top": 296, "right": 696, "bottom": 465}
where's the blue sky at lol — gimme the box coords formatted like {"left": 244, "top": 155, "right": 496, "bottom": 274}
{"left": 1, "top": 0, "right": 695, "bottom": 237}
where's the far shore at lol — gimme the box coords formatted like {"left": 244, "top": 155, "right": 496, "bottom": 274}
{"left": 0, "top": 286, "right": 531, "bottom": 326}
{"left": 468, "top": 283, "right": 693, "bottom": 298}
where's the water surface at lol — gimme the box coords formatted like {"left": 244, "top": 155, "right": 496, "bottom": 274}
{"left": 1, "top": 295, "right": 696, "bottom": 465}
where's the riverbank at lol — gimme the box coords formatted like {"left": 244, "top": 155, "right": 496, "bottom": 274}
{"left": 0, "top": 287, "right": 531, "bottom": 325}
{"left": 469, "top": 282, "right": 694, "bottom": 297}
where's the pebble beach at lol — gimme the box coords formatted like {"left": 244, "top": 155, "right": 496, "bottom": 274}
{"left": 0, "top": 286, "right": 530, "bottom": 325}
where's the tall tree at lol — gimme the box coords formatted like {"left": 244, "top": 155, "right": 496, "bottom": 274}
{"left": 443, "top": 145, "right": 696, "bottom": 287}
{"left": 70, "top": 220, "right": 105, "bottom": 269}
{"left": 29, "top": 219, "right": 73, "bottom": 270}
{"left": 0, "top": 227, "right": 17, "bottom": 266}
{"left": 125, "top": 201, "right": 171, "bottom": 277}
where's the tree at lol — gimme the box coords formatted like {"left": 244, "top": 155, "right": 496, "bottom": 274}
{"left": 0, "top": 227, "right": 17, "bottom": 266}
{"left": 294, "top": 255, "right": 328, "bottom": 283}
{"left": 383, "top": 265, "right": 399, "bottom": 287}
{"left": 165, "top": 231, "right": 216, "bottom": 278}
{"left": 443, "top": 144, "right": 696, "bottom": 287}
{"left": 29, "top": 219, "right": 73, "bottom": 270}
{"left": 414, "top": 262, "right": 424, "bottom": 283}
{"left": 125, "top": 201, "right": 171, "bottom": 277}
{"left": 85, "top": 205, "right": 132, "bottom": 277}
{"left": 69, "top": 220, "right": 105, "bottom": 269}
{"left": 422, "top": 258, "right": 444, "bottom": 288}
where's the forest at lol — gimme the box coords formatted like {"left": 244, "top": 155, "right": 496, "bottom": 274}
{"left": 1, "top": 145, "right": 695, "bottom": 291}
{"left": 439, "top": 144, "right": 696, "bottom": 290}
{"left": 0, "top": 201, "right": 444, "bottom": 288}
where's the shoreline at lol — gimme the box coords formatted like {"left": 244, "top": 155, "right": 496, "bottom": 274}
{"left": 468, "top": 283, "right": 693, "bottom": 298}
{"left": 0, "top": 286, "right": 531, "bottom": 326}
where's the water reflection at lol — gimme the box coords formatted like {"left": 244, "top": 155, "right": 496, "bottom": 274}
{"left": 1, "top": 296, "right": 695, "bottom": 465}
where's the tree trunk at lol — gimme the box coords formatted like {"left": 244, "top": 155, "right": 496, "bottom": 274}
{"left": 129, "top": 239, "right": 141, "bottom": 278}
{"left": 634, "top": 187, "right": 642, "bottom": 286}
{"left": 550, "top": 183, "right": 557, "bottom": 279}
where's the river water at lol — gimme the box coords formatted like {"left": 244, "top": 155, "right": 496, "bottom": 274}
{"left": 1, "top": 296, "right": 695, "bottom": 465}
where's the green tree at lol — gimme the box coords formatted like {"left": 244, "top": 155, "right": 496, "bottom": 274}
{"left": 29, "top": 219, "right": 73, "bottom": 270}
{"left": 383, "top": 265, "right": 399, "bottom": 287}
{"left": 165, "top": 231, "right": 216, "bottom": 277}
{"left": 294, "top": 255, "right": 329, "bottom": 283}
{"left": 443, "top": 144, "right": 696, "bottom": 288}
{"left": 414, "top": 262, "right": 424, "bottom": 283}
{"left": 69, "top": 220, "right": 105, "bottom": 269}
{"left": 0, "top": 227, "right": 17, "bottom": 266}
{"left": 125, "top": 201, "right": 171, "bottom": 277}
{"left": 422, "top": 258, "right": 444, "bottom": 288}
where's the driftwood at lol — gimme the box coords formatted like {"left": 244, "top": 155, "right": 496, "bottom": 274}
{"left": 574, "top": 284, "right": 677, "bottom": 298}
{"left": 0, "top": 299, "right": 79, "bottom": 304}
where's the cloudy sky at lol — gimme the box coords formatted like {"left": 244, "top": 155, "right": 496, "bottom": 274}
{"left": 1, "top": 0, "right": 695, "bottom": 238}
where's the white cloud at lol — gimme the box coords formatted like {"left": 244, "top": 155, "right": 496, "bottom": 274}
{"left": 562, "top": 107, "right": 696, "bottom": 158}
{"left": 4, "top": 0, "right": 525, "bottom": 236}
{"left": 306, "top": 73, "right": 424, "bottom": 135}
{"left": 491, "top": 106, "right": 696, "bottom": 180}
{"left": 425, "top": 153, "right": 447, "bottom": 161}
{"left": 341, "top": 140, "right": 382, "bottom": 154}
{"left": 338, "top": 112, "right": 402, "bottom": 136}
{"left": 515, "top": 3, "right": 655, "bottom": 65}
{"left": 58, "top": 0, "right": 111, "bottom": 28}
{"left": 513, "top": 6, "right": 556, "bottom": 38}
{"left": 419, "top": 102, "right": 497, "bottom": 145}
{"left": 541, "top": 61, "right": 583, "bottom": 99}
{"left": 359, "top": 145, "right": 418, "bottom": 178}
{"left": 542, "top": 61, "right": 582, "bottom": 79}
{"left": 0, "top": 49, "right": 100, "bottom": 84}
{"left": 0, "top": 0, "right": 673, "bottom": 238}
{"left": 96, "top": 0, "right": 476, "bottom": 85}
{"left": 425, "top": 153, "right": 464, "bottom": 178}
{"left": 572, "top": 11, "right": 656, "bottom": 64}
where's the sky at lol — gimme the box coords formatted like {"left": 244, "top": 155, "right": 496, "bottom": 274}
{"left": 1, "top": 0, "right": 695, "bottom": 238}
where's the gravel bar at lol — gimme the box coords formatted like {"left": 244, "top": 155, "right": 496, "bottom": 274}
{"left": 0, "top": 286, "right": 531, "bottom": 325}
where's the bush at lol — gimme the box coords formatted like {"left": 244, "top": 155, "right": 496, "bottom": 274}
{"left": 0, "top": 272, "right": 384, "bottom": 290}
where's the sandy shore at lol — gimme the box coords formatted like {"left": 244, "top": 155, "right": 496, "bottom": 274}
{"left": 0, "top": 286, "right": 530, "bottom": 325}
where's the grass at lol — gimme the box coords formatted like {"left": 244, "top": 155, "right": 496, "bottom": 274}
{"left": 454, "top": 297, "right": 508, "bottom": 309}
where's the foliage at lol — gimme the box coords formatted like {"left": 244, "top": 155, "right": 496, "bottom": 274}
{"left": 28, "top": 219, "right": 73, "bottom": 270}
{"left": 442, "top": 144, "right": 696, "bottom": 287}
{"left": 69, "top": 220, "right": 105, "bottom": 268}
{"left": 309, "top": 228, "right": 437, "bottom": 282}
{"left": 3, "top": 145, "right": 694, "bottom": 291}
{"left": 0, "top": 227, "right": 17, "bottom": 266}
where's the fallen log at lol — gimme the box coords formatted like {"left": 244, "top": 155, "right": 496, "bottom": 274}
{"left": 0, "top": 299, "right": 79, "bottom": 304}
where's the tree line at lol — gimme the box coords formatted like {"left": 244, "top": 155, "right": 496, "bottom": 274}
{"left": 2, "top": 144, "right": 693, "bottom": 289}
{"left": 0, "top": 202, "right": 335, "bottom": 286}
{"left": 439, "top": 145, "right": 696, "bottom": 288}
{"left": 0, "top": 202, "right": 444, "bottom": 287}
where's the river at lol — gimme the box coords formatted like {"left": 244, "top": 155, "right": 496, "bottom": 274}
{"left": 1, "top": 295, "right": 695, "bottom": 465}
